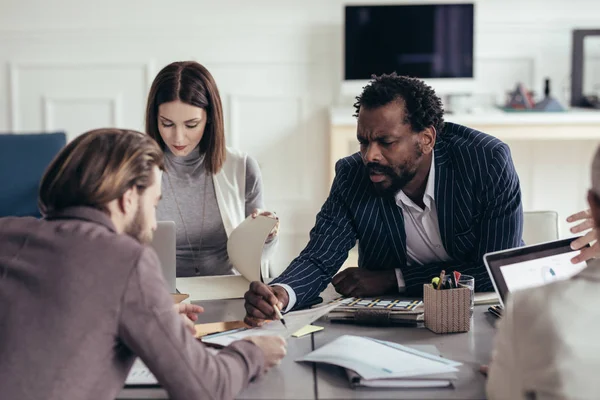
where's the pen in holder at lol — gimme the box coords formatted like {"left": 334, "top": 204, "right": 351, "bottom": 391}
{"left": 423, "top": 284, "right": 471, "bottom": 334}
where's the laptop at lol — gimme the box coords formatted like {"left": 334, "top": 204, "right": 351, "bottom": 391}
{"left": 149, "top": 221, "right": 176, "bottom": 293}
{"left": 483, "top": 237, "right": 588, "bottom": 309}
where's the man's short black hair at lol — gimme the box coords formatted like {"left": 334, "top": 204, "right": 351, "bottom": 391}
{"left": 353, "top": 72, "right": 445, "bottom": 134}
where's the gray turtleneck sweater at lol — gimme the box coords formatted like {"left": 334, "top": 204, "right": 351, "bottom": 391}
{"left": 157, "top": 146, "right": 269, "bottom": 277}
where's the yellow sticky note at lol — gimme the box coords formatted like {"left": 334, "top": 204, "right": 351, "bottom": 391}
{"left": 292, "top": 324, "right": 324, "bottom": 338}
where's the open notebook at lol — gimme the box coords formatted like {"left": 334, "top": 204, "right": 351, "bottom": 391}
{"left": 297, "top": 335, "right": 460, "bottom": 388}
{"left": 175, "top": 215, "right": 277, "bottom": 301}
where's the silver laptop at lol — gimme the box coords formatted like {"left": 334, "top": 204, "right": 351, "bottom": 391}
{"left": 483, "top": 237, "right": 587, "bottom": 308}
{"left": 149, "top": 221, "right": 176, "bottom": 293}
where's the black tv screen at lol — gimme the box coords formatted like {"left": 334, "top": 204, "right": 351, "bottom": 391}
{"left": 345, "top": 4, "right": 474, "bottom": 80}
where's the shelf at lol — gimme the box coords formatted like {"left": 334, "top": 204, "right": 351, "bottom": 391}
{"left": 330, "top": 107, "right": 600, "bottom": 141}
{"left": 331, "top": 107, "right": 600, "bottom": 127}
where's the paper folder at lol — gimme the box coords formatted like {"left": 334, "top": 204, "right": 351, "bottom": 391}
{"left": 175, "top": 215, "right": 277, "bottom": 301}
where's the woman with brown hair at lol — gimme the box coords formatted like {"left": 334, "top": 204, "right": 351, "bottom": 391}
{"left": 146, "top": 61, "right": 278, "bottom": 277}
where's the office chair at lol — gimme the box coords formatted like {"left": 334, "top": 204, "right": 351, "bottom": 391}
{"left": 523, "top": 210, "right": 559, "bottom": 245}
{"left": 0, "top": 132, "right": 67, "bottom": 218}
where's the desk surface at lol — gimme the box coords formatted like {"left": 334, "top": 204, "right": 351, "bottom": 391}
{"left": 314, "top": 308, "right": 497, "bottom": 400}
{"left": 119, "top": 296, "right": 497, "bottom": 400}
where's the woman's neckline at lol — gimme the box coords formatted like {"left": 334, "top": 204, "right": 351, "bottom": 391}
{"left": 165, "top": 144, "right": 204, "bottom": 166}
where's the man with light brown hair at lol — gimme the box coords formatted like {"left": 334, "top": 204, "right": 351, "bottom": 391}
{"left": 0, "top": 128, "right": 286, "bottom": 400}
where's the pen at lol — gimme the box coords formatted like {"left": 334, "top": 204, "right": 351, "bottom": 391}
{"left": 273, "top": 304, "right": 287, "bottom": 330}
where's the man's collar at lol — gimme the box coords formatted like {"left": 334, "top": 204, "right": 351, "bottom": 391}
{"left": 44, "top": 206, "right": 116, "bottom": 232}
{"left": 424, "top": 150, "right": 436, "bottom": 201}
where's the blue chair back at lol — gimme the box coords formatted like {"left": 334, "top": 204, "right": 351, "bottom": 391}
{"left": 0, "top": 132, "right": 67, "bottom": 218}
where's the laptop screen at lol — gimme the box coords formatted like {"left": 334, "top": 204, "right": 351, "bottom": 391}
{"left": 484, "top": 237, "right": 587, "bottom": 306}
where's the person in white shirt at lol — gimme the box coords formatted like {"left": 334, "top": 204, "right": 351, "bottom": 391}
{"left": 486, "top": 145, "right": 600, "bottom": 399}
{"left": 243, "top": 73, "right": 525, "bottom": 323}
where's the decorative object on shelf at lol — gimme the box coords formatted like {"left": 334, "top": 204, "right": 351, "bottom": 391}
{"left": 571, "top": 29, "right": 600, "bottom": 109}
{"left": 533, "top": 78, "right": 565, "bottom": 112}
{"left": 504, "top": 82, "right": 535, "bottom": 110}
{"left": 501, "top": 79, "right": 565, "bottom": 112}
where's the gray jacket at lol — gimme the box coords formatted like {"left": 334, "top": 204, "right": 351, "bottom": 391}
{"left": 0, "top": 206, "right": 264, "bottom": 400}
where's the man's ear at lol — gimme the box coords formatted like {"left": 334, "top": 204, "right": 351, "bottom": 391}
{"left": 118, "top": 186, "right": 137, "bottom": 215}
{"left": 420, "top": 126, "right": 436, "bottom": 153}
{"left": 588, "top": 190, "right": 600, "bottom": 228}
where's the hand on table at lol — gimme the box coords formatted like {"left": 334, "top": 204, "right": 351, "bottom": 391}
{"left": 567, "top": 209, "right": 598, "bottom": 263}
{"left": 244, "top": 335, "right": 287, "bottom": 373}
{"left": 331, "top": 267, "right": 397, "bottom": 297}
{"left": 173, "top": 303, "right": 204, "bottom": 335}
{"left": 251, "top": 209, "right": 279, "bottom": 243}
{"left": 243, "top": 281, "right": 289, "bottom": 327}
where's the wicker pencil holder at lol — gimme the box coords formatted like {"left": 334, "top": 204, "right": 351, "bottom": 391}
{"left": 423, "top": 284, "right": 471, "bottom": 334}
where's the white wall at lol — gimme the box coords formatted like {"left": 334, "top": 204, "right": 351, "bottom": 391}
{"left": 1, "top": 0, "right": 599, "bottom": 271}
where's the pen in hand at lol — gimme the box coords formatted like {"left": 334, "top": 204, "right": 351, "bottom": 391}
{"left": 273, "top": 304, "right": 287, "bottom": 330}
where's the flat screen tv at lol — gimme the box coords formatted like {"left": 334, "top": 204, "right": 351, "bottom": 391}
{"left": 344, "top": 4, "right": 474, "bottom": 83}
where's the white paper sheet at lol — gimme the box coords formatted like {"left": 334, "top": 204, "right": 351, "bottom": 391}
{"left": 125, "top": 350, "right": 220, "bottom": 387}
{"left": 296, "top": 335, "right": 460, "bottom": 381}
{"left": 227, "top": 215, "right": 276, "bottom": 282}
{"left": 125, "top": 359, "right": 158, "bottom": 386}
{"left": 201, "top": 302, "right": 340, "bottom": 347}
{"left": 176, "top": 215, "right": 277, "bottom": 301}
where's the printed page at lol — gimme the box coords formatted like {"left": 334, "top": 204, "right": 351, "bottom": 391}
{"left": 201, "top": 302, "right": 340, "bottom": 347}
{"left": 125, "top": 359, "right": 158, "bottom": 386}
{"left": 125, "top": 351, "right": 219, "bottom": 387}
{"left": 296, "top": 335, "right": 458, "bottom": 380}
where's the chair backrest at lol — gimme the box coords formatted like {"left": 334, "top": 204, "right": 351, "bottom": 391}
{"left": 523, "top": 210, "right": 559, "bottom": 245}
{"left": 0, "top": 132, "right": 67, "bottom": 218}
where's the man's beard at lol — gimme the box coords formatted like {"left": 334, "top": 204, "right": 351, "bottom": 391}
{"left": 367, "top": 143, "right": 423, "bottom": 196}
{"left": 368, "top": 163, "right": 418, "bottom": 196}
{"left": 125, "top": 204, "right": 153, "bottom": 244}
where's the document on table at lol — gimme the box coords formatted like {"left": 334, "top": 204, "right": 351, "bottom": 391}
{"left": 124, "top": 359, "right": 159, "bottom": 387}
{"left": 201, "top": 301, "right": 340, "bottom": 347}
{"left": 125, "top": 350, "right": 220, "bottom": 387}
{"left": 296, "top": 335, "right": 461, "bottom": 381}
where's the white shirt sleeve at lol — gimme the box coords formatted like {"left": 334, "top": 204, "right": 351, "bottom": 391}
{"left": 395, "top": 268, "right": 406, "bottom": 292}
{"left": 270, "top": 283, "right": 296, "bottom": 312}
{"left": 486, "top": 295, "right": 523, "bottom": 400}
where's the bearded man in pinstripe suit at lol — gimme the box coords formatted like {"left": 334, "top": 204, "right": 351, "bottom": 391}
{"left": 244, "top": 73, "right": 524, "bottom": 325}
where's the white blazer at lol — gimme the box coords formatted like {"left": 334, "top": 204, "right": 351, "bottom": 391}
{"left": 487, "top": 259, "right": 600, "bottom": 400}
{"left": 213, "top": 147, "right": 277, "bottom": 277}
{"left": 213, "top": 147, "right": 247, "bottom": 237}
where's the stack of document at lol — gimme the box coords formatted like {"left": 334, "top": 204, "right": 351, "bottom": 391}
{"left": 327, "top": 297, "right": 424, "bottom": 325}
{"left": 297, "top": 335, "right": 460, "bottom": 388}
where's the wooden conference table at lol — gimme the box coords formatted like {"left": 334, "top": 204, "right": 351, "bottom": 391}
{"left": 118, "top": 289, "right": 496, "bottom": 400}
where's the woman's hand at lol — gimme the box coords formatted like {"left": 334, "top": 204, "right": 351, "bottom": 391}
{"left": 252, "top": 209, "right": 279, "bottom": 243}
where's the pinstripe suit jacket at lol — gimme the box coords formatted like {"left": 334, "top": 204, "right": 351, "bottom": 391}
{"left": 272, "top": 122, "right": 524, "bottom": 309}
